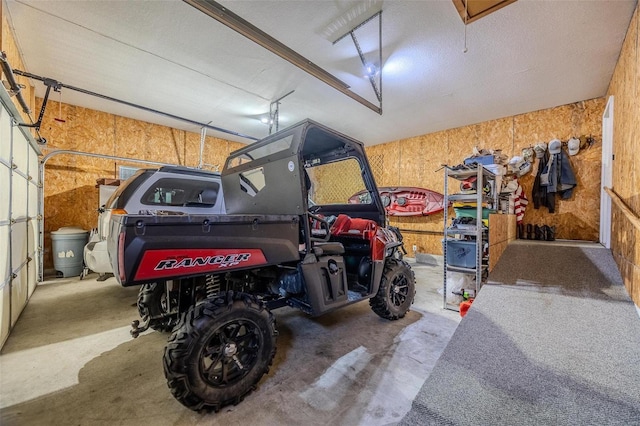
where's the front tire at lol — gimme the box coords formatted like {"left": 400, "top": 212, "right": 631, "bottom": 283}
{"left": 370, "top": 258, "right": 415, "bottom": 320}
{"left": 163, "top": 292, "right": 277, "bottom": 412}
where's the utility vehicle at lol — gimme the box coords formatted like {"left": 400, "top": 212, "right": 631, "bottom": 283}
{"left": 108, "top": 119, "right": 416, "bottom": 411}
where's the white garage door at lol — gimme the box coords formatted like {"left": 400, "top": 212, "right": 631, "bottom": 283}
{"left": 0, "top": 87, "right": 41, "bottom": 349}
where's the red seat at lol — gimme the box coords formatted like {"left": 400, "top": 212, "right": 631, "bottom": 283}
{"left": 330, "top": 214, "right": 352, "bottom": 236}
{"left": 330, "top": 214, "right": 377, "bottom": 239}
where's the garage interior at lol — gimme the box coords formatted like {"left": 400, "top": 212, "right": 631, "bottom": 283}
{"left": 1, "top": 0, "right": 640, "bottom": 424}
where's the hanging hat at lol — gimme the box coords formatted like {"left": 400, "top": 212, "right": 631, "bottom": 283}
{"left": 508, "top": 156, "right": 523, "bottom": 173}
{"left": 522, "top": 147, "right": 534, "bottom": 163}
{"left": 548, "top": 139, "right": 562, "bottom": 155}
{"left": 508, "top": 156, "right": 531, "bottom": 177}
{"left": 568, "top": 137, "right": 580, "bottom": 156}
{"left": 517, "top": 161, "right": 532, "bottom": 176}
{"left": 533, "top": 142, "right": 547, "bottom": 158}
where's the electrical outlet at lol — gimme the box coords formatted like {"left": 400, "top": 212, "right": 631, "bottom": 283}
{"left": 412, "top": 244, "right": 418, "bottom": 253}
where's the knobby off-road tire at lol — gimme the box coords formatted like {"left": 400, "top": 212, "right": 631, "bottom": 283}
{"left": 137, "top": 282, "right": 179, "bottom": 333}
{"left": 163, "top": 292, "right": 277, "bottom": 412}
{"left": 370, "top": 258, "right": 416, "bottom": 320}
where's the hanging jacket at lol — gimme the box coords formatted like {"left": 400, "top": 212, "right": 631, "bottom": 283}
{"left": 533, "top": 153, "right": 555, "bottom": 212}
{"left": 544, "top": 149, "right": 577, "bottom": 199}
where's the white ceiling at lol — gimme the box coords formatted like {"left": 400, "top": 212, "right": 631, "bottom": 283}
{"left": 5, "top": 0, "right": 637, "bottom": 146}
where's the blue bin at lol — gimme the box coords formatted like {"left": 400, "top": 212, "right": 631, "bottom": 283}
{"left": 446, "top": 240, "right": 477, "bottom": 268}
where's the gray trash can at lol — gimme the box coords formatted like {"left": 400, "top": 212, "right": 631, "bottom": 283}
{"left": 51, "top": 226, "right": 89, "bottom": 278}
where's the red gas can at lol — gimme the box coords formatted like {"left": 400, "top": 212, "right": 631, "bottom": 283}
{"left": 459, "top": 298, "right": 474, "bottom": 317}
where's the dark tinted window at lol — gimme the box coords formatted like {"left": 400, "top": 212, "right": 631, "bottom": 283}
{"left": 140, "top": 178, "right": 220, "bottom": 207}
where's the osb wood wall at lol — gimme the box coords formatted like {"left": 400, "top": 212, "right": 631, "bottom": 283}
{"left": 37, "top": 99, "right": 245, "bottom": 269}
{"left": 607, "top": 4, "right": 640, "bottom": 306}
{"left": 365, "top": 98, "right": 605, "bottom": 258}
{"left": 1, "top": 11, "right": 36, "bottom": 135}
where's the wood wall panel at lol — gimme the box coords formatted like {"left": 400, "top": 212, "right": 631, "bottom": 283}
{"left": 605, "top": 4, "right": 640, "bottom": 305}
{"left": 398, "top": 137, "right": 424, "bottom": 186}
{"left": 488, "top": 214, "right": 516, "bottom": 271}
{"left": 370, "top": 141, "right": 400, "bottom": 186}
{"left": 1, "top": 13, "right": 35, "bottom": 128}
{"left": 514, "top": 99, "right": 605, "bottom": 242}
{"left": 367, "top": 98, "right": 605, "bottom": 254}
{"left": 629, "top": 8, "right": 640, "bottom": 215}
{"left": 446, "top": 125, "right": 476, "bottom": 165}
{"left": 367, "top": 98, "right": 606, "bottom": 256}
{"left": 203, "top": 135, "right": 245, "bottom": 171}
{"left": 477, "top": 117, "right": 514, "bottom": 157}
{"left": 39, "top": 102, "right": 117, "bottom": 154}
{"left": 422, "top": 131, "right": 449, "bottom": 193}
{"left": 363, "top": 144, "right": 385, "bottom": 185}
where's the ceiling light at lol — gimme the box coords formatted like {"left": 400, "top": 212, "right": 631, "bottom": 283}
{"left": 364, "top": 63, "right": 379, "bottom": 78}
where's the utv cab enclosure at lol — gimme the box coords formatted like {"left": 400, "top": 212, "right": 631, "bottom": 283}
{"left": 109, "top": 119, "right": 415, "bottom": 411}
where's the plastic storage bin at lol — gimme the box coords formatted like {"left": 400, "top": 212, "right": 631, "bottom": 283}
{"left": 463, "top": 155, "right": 494, "bottom": 166}
{"left": 51, "top": 226, "right": 89, "bottom": 277}
{"left": 445, "top": 240, "right": 477, "bottom": 268}
{"left": 454, "top": 207, "right": 496, "bottom": 220}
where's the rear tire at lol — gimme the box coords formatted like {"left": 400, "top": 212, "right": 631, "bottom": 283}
{"left": 163, "top": 292, "right": 277, "bottom": 411}
{"left": 370, "top": 258, "right": 415, "bottom": 320}
{"left": 137, "top": 282, "right": 179, "bottom": 332}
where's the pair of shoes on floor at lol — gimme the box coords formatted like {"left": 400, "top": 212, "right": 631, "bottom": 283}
{"left": 518, "top": 223, "right": 555, "bottom": 241}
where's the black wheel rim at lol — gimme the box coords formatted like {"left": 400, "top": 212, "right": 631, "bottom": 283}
{"left": 200, "top": 319, "right": 262, "bottom": 387}
{"left": 390, "top": 272, "right": 410, "bottom": 307}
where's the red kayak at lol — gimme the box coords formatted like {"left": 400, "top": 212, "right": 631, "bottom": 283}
{"left": 349, "top": 187, "right": 446, "bottom": 216}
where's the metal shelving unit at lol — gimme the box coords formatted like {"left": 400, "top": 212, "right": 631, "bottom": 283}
{"left": 442, "top": 165, "right": 498, "bottom": 311}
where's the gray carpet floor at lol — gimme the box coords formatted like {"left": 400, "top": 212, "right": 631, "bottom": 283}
{"left": 401, "top": 240, "right": 640, "bottom": 426}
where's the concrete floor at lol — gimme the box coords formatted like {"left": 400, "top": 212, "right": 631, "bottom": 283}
{"left": 0, "top": 257, "right": 461, "bottom": 426}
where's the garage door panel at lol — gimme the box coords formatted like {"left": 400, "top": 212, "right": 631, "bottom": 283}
{"left": 12, "top": 128, "right": 29, "bottom": 175}
{"left": 0, "top": 226, "right": 9, "bottom": 292}
{"left": 11, "top": 177, "right": 28, "bottom": 220}
{"left": 27, "top": 219, "right": 37, "bottom": 296}
{"left": 0, "top": 107, "right": 11, "bottom": 163}
{"left": 11, "top": 222, "right": 27, "bottom": 270}
{"left": 10, "top": 221, "right": 28, "bottom": 326}
{"left": 0, "top": 166, "right": 9, "bottom": 222}
{"left": 28, "top": 156, "right": 38, "bottom": 214}
{"left": 0, "top": 283, "right": 9, "bottom": 347}
{"left": 28, "top": 181, "right": 38, "bottom": 221}
{"left": 10, "top": 264, "right": 27, "bottom": 327}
